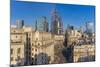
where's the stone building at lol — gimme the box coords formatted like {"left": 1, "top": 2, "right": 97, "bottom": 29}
{"left": 73, "top": 45, "right": 95, "bottom": 62}
{"left": 10, "top": 28, "right": 25, "bottom": 65}
{"left": 65, "top": 29, "right": 81, "bottom": 47}
{"left": 10, "top": 27, "right": 54, "bottom": 66}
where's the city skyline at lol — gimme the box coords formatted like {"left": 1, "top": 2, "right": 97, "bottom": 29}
{"left": 10, "top": 1, "right": 95, "bottom": 66}
{"left": 11, "top": 0, "right": 95, "bottom": 31}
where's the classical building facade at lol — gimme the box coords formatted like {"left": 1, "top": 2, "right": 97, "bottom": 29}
{"left": 73, "top": 45, "right": 95, "bottom": 62}
{"left": 30, "top": 31, "right": 54, "bottom": 64}
{"left": 65, "top": 28, "right": 81, "bottom": 47}
{"left": 10, "top": 28, "right": 25, "bottom": 65}
{"left": 10, "top": 27, "right": 55, "bottom": 66}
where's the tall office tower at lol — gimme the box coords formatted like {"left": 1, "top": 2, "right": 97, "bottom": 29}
{"left": 66, "top": 24, "right": 74, "bottom": 34}
{"left": 51, "top": 9, "right": 63, "bottom": 35}
{"left": 86, "top": 22, "right": 94, "bottom": 34}
{"left": 44, "top": 17, "right": 49, "bottom": 32}
{"left": 16, "top": 20, "right": 24, "bottom": 29}
{"left": 35, "top": 16, "right": 49, "bottom": 32}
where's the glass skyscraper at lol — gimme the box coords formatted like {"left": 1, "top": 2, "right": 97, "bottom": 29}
{"left": 16, "top": 20, "right": 24, "bottom": 29}
{"left": 35, "top": 17, "right": 48, "bottom": 32}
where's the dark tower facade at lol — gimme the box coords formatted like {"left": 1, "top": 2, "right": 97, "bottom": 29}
{"left": 51, "top": 9, "right": 63, "bottom": 35}
{"left": 16, "top": 20, "right": 24, "bottom": 29}
{"left": 35, "top": 16, "right": 49, "bottom": 32}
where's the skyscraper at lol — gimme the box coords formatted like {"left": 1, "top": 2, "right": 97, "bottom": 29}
{"left": 16, "top": 20, "right": 24, "bottom": 29}
{"left": 51, "top": 9, "right": 63, "bottom": 35}
{"left": 35, "top": 16, "right": 49, "bottom": 32}
{"left": 86, "top": 22, "right": 94, "bottom": 34}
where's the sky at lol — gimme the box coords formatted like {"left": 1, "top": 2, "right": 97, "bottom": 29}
{"left": 10, "top": 0, "right": 95, "bottom": 31}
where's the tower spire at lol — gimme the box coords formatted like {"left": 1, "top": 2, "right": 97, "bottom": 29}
{"left": 51, "top": 8, "right": 63, "bottom": 35}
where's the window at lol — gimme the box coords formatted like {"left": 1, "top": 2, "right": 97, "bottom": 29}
{"left": 32, "top": 58, "right": 34, "bottom": 61}
{"left": 17, "top": 48, "right": 21, "bottom": 54}
{"left": 11, "top": 49, "right": 13, "bottom": 54}
{"left": 14, "top": 30, "right": 16, "bottom": 33}
{"left": 35, "top": 49, "right": 37, "bottom": 52}
{"left": 11, "top": 57, "right": 13, "bottom": 61}
{"left": 32, "top": 53, "right": 34, "bottom": 56}
{"left": 32, "top": 43, "right": 34, "bottom": 46}
{"left": 38, "top": 43, "right": 40, "bottom": 46}
{"left": 16, "top": 36, "right": 18, "bottom": 38}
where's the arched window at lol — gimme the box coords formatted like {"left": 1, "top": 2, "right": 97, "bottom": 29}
{"left": 11, "top": 57, "right": 13, "bottom": 61}
{"left": 32, "top": 53, "right": 34, "bottom": 56}
{"left": 11, "top": 48, "right": 13, "bottom": 54}
{"left": 38, "top": 43, "right": 40, "bottom": 46}
{"left": 32, "top": 48, "right": 34, "bottom": 51}
{"left": 35, "top": 49, "right": 37, "bottom": 52}
{"left": 17, "top": 48, "right": 21, "bottom": 54}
